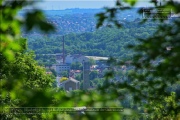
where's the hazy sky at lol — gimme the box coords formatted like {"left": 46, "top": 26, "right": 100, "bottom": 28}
{"left": 34, "top": 0, "right": 155, "bottom": 10}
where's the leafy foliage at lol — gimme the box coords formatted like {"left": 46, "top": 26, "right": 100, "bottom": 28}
{"left": 0, "top": 0, "right": 54, "bottom": 61}
{"left": 0, "top": 1, "right": 123, "bottom": 119}
{"left": 1, "top": 0, "right": 180, "bottom": 119}
{"left": 60, "top": 77, "right": 68, "bottom": 82}
{"left": 95, "top": 0, "right": 180, "bottom": 119}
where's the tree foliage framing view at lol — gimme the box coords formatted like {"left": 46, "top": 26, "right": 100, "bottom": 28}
{"left": 0, "top": 0, "right": 180, "bottom": 119}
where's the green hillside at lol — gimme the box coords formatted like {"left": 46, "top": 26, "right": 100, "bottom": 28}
{"left": 26, "top": 20, "right": 158, "bottom": 65}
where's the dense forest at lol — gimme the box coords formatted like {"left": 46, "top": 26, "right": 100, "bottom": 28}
{"left": 25, "top": 19, "right": 158, "bottom": 66}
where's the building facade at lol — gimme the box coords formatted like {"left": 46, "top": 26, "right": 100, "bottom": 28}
{"left": 52, "top": 63, "right": 70, "bottom": 76}
{"left": 60, "top": 78, "right": 80, "bottom": 91}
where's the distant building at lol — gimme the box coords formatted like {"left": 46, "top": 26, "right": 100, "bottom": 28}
{"left": 65, "top": 54, "right": 89, "bottom": 64}
{"left": 65, "top": 55, "right": 74, "bottom": 64}
{"left": 60, "top": 77, "right": 80, "bottom": 91}
{"left": 52, "top": 63, "right": 70, "bottom": 75}
{"left": 69, "top": 70, "right": 82, "bottom": 78}
{"left": 85, "top": 56, "right": 108, "bottom": 61}
{"left": 65, "top": 54, "right": 108, "bottom": 64}
{"left": 75, "top": 56, "right": 89, "bottom": 63}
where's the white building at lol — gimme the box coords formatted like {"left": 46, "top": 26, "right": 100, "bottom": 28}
{"left": 85, "top": 56, "right": 109, "bottom": 61}
{"left": 52, "top": 63, "right": 70, "bottom": 75}
{"left": 65, "top": 55, "right": 74, "bottom": 64}
{"left": 65, "top": 54, "right": 89, "bottom": 64}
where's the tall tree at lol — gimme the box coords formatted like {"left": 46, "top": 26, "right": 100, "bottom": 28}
{"left": 96, "top": 0, "right": 180, "bottom": 119}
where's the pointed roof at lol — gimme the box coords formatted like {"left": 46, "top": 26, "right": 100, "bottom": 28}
{"left": 61, "top": 77, "right": 80, "bottom": 84}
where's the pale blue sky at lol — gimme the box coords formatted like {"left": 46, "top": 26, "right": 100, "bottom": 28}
{"left": 34, "top": 0, "right": 155, "bottom": 10}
